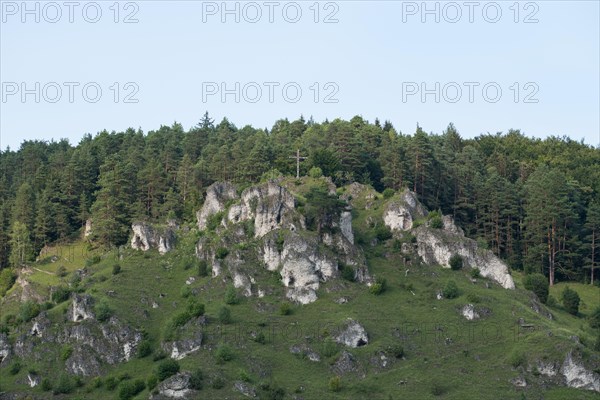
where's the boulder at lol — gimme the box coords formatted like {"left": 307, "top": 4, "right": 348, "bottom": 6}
{"left": 383, "top": 190, "right": 427, "bottom": 231}
{"left": 0, "top": 333, "right": 11, "bottom": 365}
{"left": 151, "top": 372, "right": 193, "bottom": 399}
{"left": 561, "top": 352, "right": 600, "bottom": 392}
{"left": 335, "top": 319, "right": 368, "bottom": 348}
{"left": 70, "top": 294, "right": 95, "bottom": 322}
{"left": 461, "top": 304, "right": 480, "bottom": 321}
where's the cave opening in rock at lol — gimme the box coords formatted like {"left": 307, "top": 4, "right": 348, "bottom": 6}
{"left": 357, "top": 339, "right": 367, "bottom": 347}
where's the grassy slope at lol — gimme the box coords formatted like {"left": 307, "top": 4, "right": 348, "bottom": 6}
{"left": 0, "top": 185, "right": 599, "bottom": 399}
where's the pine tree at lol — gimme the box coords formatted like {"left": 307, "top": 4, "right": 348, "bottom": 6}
{"left": 9, "top": 221, "right": 33, "bottom": 267}
{"left": 584, "top": 200, "right": 600, "bottom": 285}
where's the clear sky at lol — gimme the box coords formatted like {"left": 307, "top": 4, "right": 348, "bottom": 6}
{"left": 1, "top": 0, "right": 599, "bottom": 150}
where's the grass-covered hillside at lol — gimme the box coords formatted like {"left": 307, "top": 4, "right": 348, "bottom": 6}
{"left": 0, "top": 179, "right": 599, "bottom": 400}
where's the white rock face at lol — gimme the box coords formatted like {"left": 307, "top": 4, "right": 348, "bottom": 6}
{"left": 339, "top": 211, "right": 354, "bottom": 244}
{"left": 415, "top": 227, "right": 515, "bottom": 289}
{"left": 0, "top": 333, "right": 10, "bottom": 365}
{"left": 461, "top": 304, "right": 479, "bottom": 320}
{"left": 197, "top": 182, "right": 238, "bottom": 230}
{"left": 27, "top": 373, "right": 40, "bottom": 387}
{"left": 335, "top": 319, "right": 369, "bottom": 348}
{"left": 383, "top": 191, "right": 427, "bottom": 231}
{"left": 131, "top": 222, "right": 176, "bottom": 255}
{"left": 229, "top": 182, "right": 298, "bottom": 238}
{"left": 84, "top": 218, "right": 93, "bottom": 238}
{"left": 561, "top": 352, "right": 600, "bottom": 392}
{"left": 70, "top": 294, "right": 95, "bottom": 322}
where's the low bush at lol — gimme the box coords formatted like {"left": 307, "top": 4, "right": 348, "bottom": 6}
{"left": 157, "top": 359, "right": 180, "bottom": 381}
{"left": 561, "top": 286, "right": 580, "bottom": 315}
{"left": 442, "top": 280, "right": 459, "bottom": 299}
{"left": 523, "top": 273, "right": 549, "bottom": 304}
{"left": 118, "top": 379, "right": 145, "bottom": 400}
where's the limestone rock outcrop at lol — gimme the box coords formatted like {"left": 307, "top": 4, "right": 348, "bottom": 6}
{"left": 335, "top": 319, "right": 369, "bottom": 348}
{"left": 131, "top": 221, "right": 177, "bottom": 255}
{"left": 197, "top": 182, "right": 238, "bottom": 230}
{"left": 383, "top": 191, "right": 427, "bottom": 231}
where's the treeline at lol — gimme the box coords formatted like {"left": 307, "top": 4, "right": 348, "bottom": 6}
{"left": 1, "top": 114, "right": 599, "bottom": 285}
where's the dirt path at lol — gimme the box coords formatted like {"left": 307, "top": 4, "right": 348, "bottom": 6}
{"left": 32, "top": 267, "right": 54, "bottom": 275}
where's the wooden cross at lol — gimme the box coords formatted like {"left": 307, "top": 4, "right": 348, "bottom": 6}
{"left": 289, "top": 149, "right": 307, "bottom": 179}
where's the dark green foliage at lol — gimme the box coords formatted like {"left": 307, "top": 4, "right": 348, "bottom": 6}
{"left": 370, "top": 277, "right": 387, "bottom": 295}
{"left": 112, "top": 263, "right": 121, "bottom": 275}
{"left": 254, "top": 332, "right": 266, "bottom": 344}
{"left": 449, "top": 254, "right": 463, "bottom": 271}
{"left": 118, "top": 379, "right": 145, "bottom": 400}
{"left": 339, "top": 263, "right": 355, "bottom": 282}
{"left": 18, "top": 301, "right": 40, "bottom": 322}
{"left": 60, "top": 345, "right": 73, "bottom": 361}
{"left": 180, "top": 285, "right": 192, "bottom": 298}
{"left": 470, "top": 268, "right": 481, "bottom": 279}
{"left": 383, "top": 188, "right": 395, "bottom": 199}
{"left": 259, "top": 382, "right": 286, "bottom": 400}
{"left": 218, "top": 306, "right": 232, "bottom": 324}
{"left": 523, "top": 273, "right": 549, "bottom": 304}
{"left": 189, "top": 368, "right": 204, "bottom": 390}
{"left": 56, "top": 266, "right": 67, "bottom": 277}
{"left": 430, "top": 382, "right": 447, "bottom": 396}
{"left": 41, "top": 378, "right": 52, "bottom": 391}
{"left": 304, "top": 185, "right": 346, "bottom": 233}
{"left": 509, "top": 350, "right": 526, "bottom": 368}
{"left": 53, "top": 374, "right": 74, "bottom": 395}
{"left": 561, "top": 286, "right": 580, "bottom": 315}
{"left": 0, "top": 268, "right": 16, "bottom": 296}
{"left": 147, "top": 374, "right": 158, "bottom": 390}
{"left": 94, "top": 299, "right": 113, "bottom": 322}
{"left": 215, "top": 247, "right": 229, "bottom": 260}
{"left": 85, "top": 255, "right": 101, "bottom": 267}
{"left": 211, "top": 376, "right": 225, "bottom": 389}
{"left": 389, "top": 344, "right": 404, "bottom": 358}
{"left": 197, "top": 260, "right": 209, "bottom": 277}
{"left": 215, "top": 343, "right": 234, "bottom": 363}
{"left": 276, "top": 232, "right": 285, "bottom": 253}
{"left": 589, "top": 306, "right": 600, "bottom": 329}
{"left": 224, "top": 286, "right": 239, "bottom": 305}
{"left": 51, "top": 286, "right": 71, "bottom": 303}
{"left": 442, "top": 280, "right": 459, "bottom": 299}
{"left": 137, "top": 340, "right": 153, "bottom": 358}
{"left": 375, "top": 225, "right": 392, "bottom": 241}
{"left": 8, "top": 361, "right": 21, "bottom": 375}
{"left": 429, "top": 214, "right": 443, "bottom": 229}
{"left": 279, "top": 302, "right": 292, "bottom": 315}
{"left": 207, "top": 211, "right": 224, "bottom": 231}
{"left": 157, "top": 359, "right": 180, "bottom": 381}
{"left": 172, "top": 311, "right": 192, "bottom": 328}
{"left": 187, "top": 298, "right": 205, "bottom": 317}
{"left": 105, "top": 376, "right": 119, "bottom": 391}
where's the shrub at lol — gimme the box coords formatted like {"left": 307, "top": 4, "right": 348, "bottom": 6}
{"left": 466, "top": 293, "right": 481, "bottom": 303}
{"left": 118, "top": 379, "right": 145, "bottom": 400}
{"left": 91, "top": 377, "right": 103, "bottom": 388}
{"left": 152, "top": 350, "right": 167, "bottom": 361}
{"left": 561, "top": 286, "right": 580, "bottom": 315}
{"left": 56, "top": 265, "right": 68, "bottom": 277}
{"left": 589, "top": 306, "right": 600, "bottom": 329}
{"left": 224, "top": 286, "right": 239, "bottom": 305}
{"left": 509, "top": 349, "right": 526, "bottom": 368}
{"left": 187, "top": 298, "right": 205, "bottom": 317}
{"left": 389, "top": 344, "right": 404, "bottom": 358}
{"left": 105, "top": 376, "right": 118, "bottom": 390}
{"left": 51, "top": 286, "right": 71, "bottom": 303}
{"left": 172, "top": 311, "right": 192, "bottom": 328}
{"left": 470, "top": 268, "right": 481, "bottom": 279}
{"left": 442, "top": 280, "right": 459, "bottom": 299}
{"left": 309, "top": 166, "right": 323, "bottom": 178}
{"left": 180, "top": 285, "right": 192, "bottom": 298}
{"left": 207, "top": 211, "right": 224, "bottom": 231}
{"left": 215, "top": 343, "right": 234, "bottom": 363}
{"left": 95, "top": 299, "right": 113, "bottom": 322}
{"left": 85, "top": 255, "right": 101, "bottom": 267}
{"left": 211, "top": 376, "right": 225, "bottom": 389}
{"left": 53, "top": 374, "right": 74, "bottom": 395}
{"left": 215, "top": 247, "right": 229, "bottom": 260}
{"left": 276, "top": 233, "right": 285, "bottom": 253}
{"left": 254, "top": 332, "right": 266, "bottom": 344}
{"left": 369, "top": 277, "right": 387, "bottom": 295}
{"left": 189, "top": 368, "right": 204, "bottom": 390}
{"left": 197, "top": 260, "right": 209, "bottom": 277}
{"left": 239, "top": 368, "right": 252, "bottom": 383}
{"left": 8, "top": 361, "right": 21, "bottom": 375}
{"left": 375, "top": 225, "right": 393, "bottom": 241}
{"left": 328, "top": 376, "right": 342, "bottom": 392}
{"left": 60, "top": 345, "right": 73, "bottom": 361}
{"left": 430, "top": 382, "right": 447, "bottom": 396}
{"left": 157, "top": 359, "right": 180, "bottom": 381}
{"left": 218, "top": 306, "right": 232, "bottom": 324}
{"left": 18, "top": 301, "right": 40, "bottom": 322}
{"left": 339, "top": 263, "right": 355, "bottom": 282}
{"left": 147, "top": 374, "right": 158, "bottom": 390}
{"left": 41, "top": 378, "right": 52, "bottom": 391}
{"left": 523, "top": 273, "right": 549, "bottom": 304}
{"left": 449, "top": 254, "right": 463, "bottom": 271}
{"left": 137, "top": 340, "right": 153, "bottom": 358}
{"left": 383, "top": 188, "right": 395, "bottom": 199}
{"left": 429, "top": 216, "right": 443, "bottom": 229}
{"left": 112, "top": 264, "right": 121, "bottom": 275}
{"left": 0, "top": 268, "right": 16, "bottom": 296}
{"left": 279, "top": 302, "right": 292, "bottom": 316}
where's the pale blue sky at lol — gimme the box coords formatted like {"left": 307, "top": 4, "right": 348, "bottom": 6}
{"left": 1, "top": 1, "right": 599, "bottom": 150}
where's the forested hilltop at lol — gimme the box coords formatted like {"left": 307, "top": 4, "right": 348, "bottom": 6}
{"left": 1, "top": 114, "right": 599, "bottom": 286}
